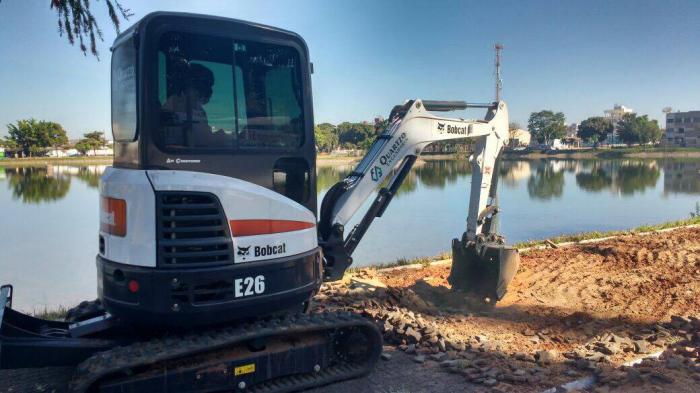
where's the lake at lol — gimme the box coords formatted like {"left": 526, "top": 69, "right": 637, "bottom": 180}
{"left": 1, "top": 157, "right": 699, "bottom": 312}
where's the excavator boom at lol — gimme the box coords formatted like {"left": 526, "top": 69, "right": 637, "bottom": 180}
{"left": 319, "top": 99, "right": 520, "bottom": 300}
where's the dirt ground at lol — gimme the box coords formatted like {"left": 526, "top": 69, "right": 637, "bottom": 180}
{"left": 315, "top": 226, "right": 700, "bottom": 392}
{"left": 2, "top": 227, "right": 699, "bottom": 392}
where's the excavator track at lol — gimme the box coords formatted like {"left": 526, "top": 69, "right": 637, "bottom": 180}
{"left": 70, "top": 311, "right": 382, "bottom": 392}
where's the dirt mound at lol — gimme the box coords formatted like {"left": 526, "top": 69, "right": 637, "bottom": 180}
{"left": 317, "top": 226, "right": 700, "bottom": 392}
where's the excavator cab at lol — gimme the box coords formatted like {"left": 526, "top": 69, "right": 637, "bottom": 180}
{"left": 111, "top": 12, "right": 316, "bottom": 212}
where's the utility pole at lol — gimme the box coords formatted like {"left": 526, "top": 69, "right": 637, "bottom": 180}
{"left": 494, "top": 43, "right": 503, "bottom": 102}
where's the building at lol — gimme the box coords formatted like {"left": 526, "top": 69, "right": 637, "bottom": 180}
{"left": 603, "top": 104, "right": 634, "bottom": 144}
{"left": 566, "top": 123, "right": 579, "bottom": 138}
{"left": 508, "top": 128, "right": 531, "bottom": 148}
{"left": 664, "top": 110, "right": 700, "bottom": 147}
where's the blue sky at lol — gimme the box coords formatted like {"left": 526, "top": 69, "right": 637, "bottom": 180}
{"left": 1, "top": 0, "right": 699, "bottom": 139}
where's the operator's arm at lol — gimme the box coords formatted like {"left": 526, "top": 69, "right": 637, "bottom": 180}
{"left": 319, "top": 99, "right": 510, "bottom": 280}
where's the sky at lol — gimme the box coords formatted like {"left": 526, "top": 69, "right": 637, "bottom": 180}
{"left": 1, "top": 0, "right": 699, "bottom": 139}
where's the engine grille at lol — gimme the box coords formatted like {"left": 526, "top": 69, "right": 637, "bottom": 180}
{"left": 156, "top": 192, "right": 233, "bottom": 267}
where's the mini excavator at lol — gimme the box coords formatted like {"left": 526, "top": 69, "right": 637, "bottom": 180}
{"left": 0, "top": 12, "right": 520, "bottom": 392}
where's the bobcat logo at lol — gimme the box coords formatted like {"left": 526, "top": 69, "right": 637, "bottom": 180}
{"left": 237, "top": 246, "right": 251, "bottom": 259}
{"left": 437, "top": 122, "right": 445, "bottom": 132}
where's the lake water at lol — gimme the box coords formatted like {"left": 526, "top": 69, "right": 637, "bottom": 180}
{"left": 1, "top": 158, "right": 699, "bottom": 312}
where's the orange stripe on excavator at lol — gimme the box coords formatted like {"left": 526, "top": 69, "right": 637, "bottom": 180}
{"left": 230, "top": 219, "right": 316, "bottom": 237}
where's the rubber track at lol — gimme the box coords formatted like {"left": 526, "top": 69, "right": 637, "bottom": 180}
{"left": 70, "top": 311, "right": 382, "bottom": 392}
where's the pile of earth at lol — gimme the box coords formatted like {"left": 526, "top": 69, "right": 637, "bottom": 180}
{"left": 314, "top": 226, "right": 700, "bottom": 392}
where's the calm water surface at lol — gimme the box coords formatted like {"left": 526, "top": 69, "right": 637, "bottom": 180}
{"left": 1, "top": 158, "right": 699, "bottom": 311}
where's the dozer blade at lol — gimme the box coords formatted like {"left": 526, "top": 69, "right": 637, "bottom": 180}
{"left": 447, "top": 238, "right": 520, "bottom": 301}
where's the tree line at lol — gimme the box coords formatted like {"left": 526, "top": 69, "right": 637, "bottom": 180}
{"left": 526, "top": 110, "right": 663, "bottom": 146}
{"left": 315, "top": 119, "right": 472, "bottom": 153}
{"left": 1, "top": 119, "right": 109, "bottom": 157}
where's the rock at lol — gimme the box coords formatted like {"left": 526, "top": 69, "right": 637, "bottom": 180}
{"left": 648, "top": 371, "right": 674, "bottom": 384}
{"left": 452, "top": 359, "right": 473, "bottom": 369}
{"left": 666, "top": 357, "right": 682, "bottom": 369}
{"left": 405, "top": 344, "right": 417, "bottom": 354}
{"left": 405, "top": 326, "right": 422, "bottom": 343}
{"left": 438, "top": 337, "right": 447, "bottom": 352}
{"left": 413, "top": 355, "right": 426, "bottom": 364}
{"left": 447, "top": 339, "right": 466, "bottom": 351}
{"left": 514, "top": 352, "right": 534, "bottom": 362}
{"left": 564, "top": 369, "right": 579, "bottom": 377}
{"left": 483, "top": 378, "right": 498, "bottom": 387}
{"left": 575, "top": 358, "right": 594, "bottom": 370}
{"left": 670, "top": 315, "right": 690, "bottom": 329}
{"left": 474, "top": 358, "right": 490, "bottom": 367}
{"left": 626, "top": 367, "right": 641, "bottom": 381}
{"left": 597, "top": 341, "right": 620, "bottom": 355}
{"left": 475, "top": 335, "right": 488, "bottom": 342}
{"left": 634, "top": 340, "right": 651, "bottom": 354}
{"left": 523, "top": 328, "right": 536, "bottom": 336}
{"left": 485, "top": 368, "right": 500, "bottom": 378}
{"left": 430, "top": 352, "right": 447, "bottom": 362}
{"left": 380, "top": 352, "right": 392, "bottom": 361}
{"left": 536, "top": 349, "right": 558, "bottom": 365}
{"left": 502, "top": 373, "right": 528, "bottom": 383}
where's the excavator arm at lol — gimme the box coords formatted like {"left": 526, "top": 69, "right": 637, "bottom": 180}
{"left": 319, "top": 99, "right": 520, "bottom": 301}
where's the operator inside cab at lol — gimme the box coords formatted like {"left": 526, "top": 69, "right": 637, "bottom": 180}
{"left": 160, "top": 62, "right": 226, "bottom": 147}
{"left": 156, "top": 31, "right": 305, "bottom": 150}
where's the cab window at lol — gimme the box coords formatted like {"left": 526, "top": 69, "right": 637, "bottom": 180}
{"left": 157, "top": 31, "right": 304, "bottom": 150}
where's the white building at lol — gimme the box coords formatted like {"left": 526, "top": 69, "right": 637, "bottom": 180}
{"left": 508, "top": 128, "right": 531, "bottom": 148}
{"left": 603, "top": 104, "right": 634, "bottom": 144}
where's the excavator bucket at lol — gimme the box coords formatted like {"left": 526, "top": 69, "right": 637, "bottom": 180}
{"left": 448, "top": 238, "right": 520, "bottom": 301}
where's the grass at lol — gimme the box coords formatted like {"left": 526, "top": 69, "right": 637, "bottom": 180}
{"left": 0, "top": 156, "right": 112, "bottom": 166}
{"left": 513, "top": 216, "right": 700, "bottom": 249}
{"left": 32, "top": 305, "right": 70, "bottom": 321}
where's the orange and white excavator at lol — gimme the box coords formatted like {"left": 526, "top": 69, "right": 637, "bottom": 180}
{"left": 0, "top": 11, "right": 519, "bottom": 392}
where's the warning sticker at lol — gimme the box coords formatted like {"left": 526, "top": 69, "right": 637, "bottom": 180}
{"left": 234, "top": 363, "right": 256, "bottom": 376}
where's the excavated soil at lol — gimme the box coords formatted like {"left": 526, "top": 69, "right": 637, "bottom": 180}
{"left": 2, "top": 227, "right": 699, "bottom": 392}
{"left": 316, "top": 226, "right": 700, "bottom": 392}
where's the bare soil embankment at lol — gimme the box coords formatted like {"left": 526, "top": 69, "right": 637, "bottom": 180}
{"left": 316, "top": 226, "right": 700, "bottom": 392}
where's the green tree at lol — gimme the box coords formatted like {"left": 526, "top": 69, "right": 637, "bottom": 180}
{"left": 52, "top": 0, "right": 132, "bottom": 58}
{"left": 6, "top": 119, "right": 68, "bottom": 157}
{"left": 75, "top": 131, "right": 107, "bottom": 155}
{"left": 337, "top": 122, "right": 375, "bottom": 148}
{"left": 527, "top": 110, "right": 566, "bottom": 145}
{"left": 42, "top": 121, "right": 70, "bottom": 155}
{"left": 577, "top": 117, "right": 613, "bottom": 145}
{"left": 0, "top": 137, "right": 19, "bottom": 153}
{"left": 618, "top": 114, "right": 662, "bottom": 145}
{"left": 314, "top": 123, "right": 338, "bottom": 152}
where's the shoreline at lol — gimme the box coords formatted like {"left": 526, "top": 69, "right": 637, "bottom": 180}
{"left": 2, "top": 146, "right": 700, "bottom": 168}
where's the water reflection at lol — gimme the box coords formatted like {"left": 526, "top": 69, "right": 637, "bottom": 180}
{"left": 3, "top": 159, "right": 700, "bottom": 205}
{"left": 664, "top": 161, "right": 700, "bottom": 194}
{"left": 3, "top": 165, "right": 106, "bottom": 204}
{"left": 527, "top": 163, "right": 565, "bottom": 200}
{"left": 574, "top": 161, "right": 660, "bottom": 196}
